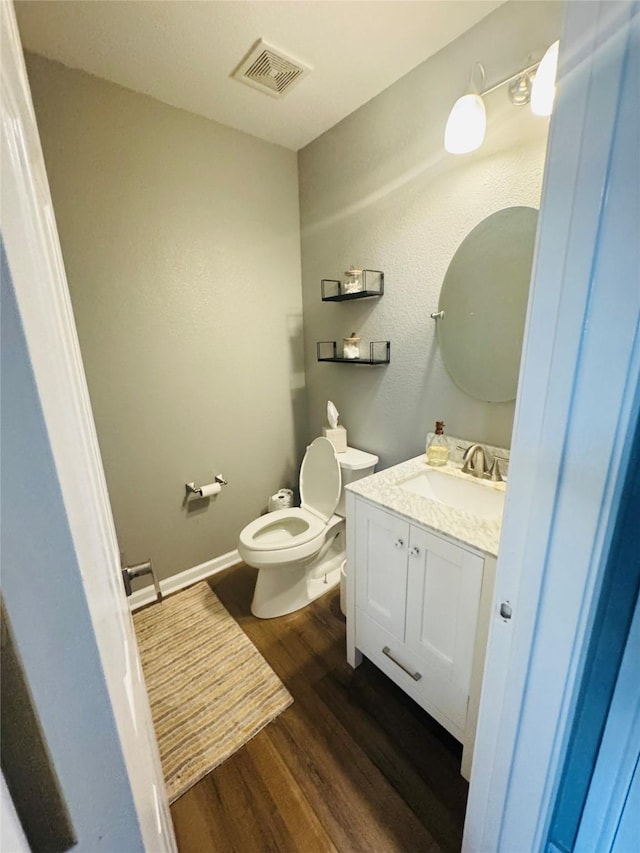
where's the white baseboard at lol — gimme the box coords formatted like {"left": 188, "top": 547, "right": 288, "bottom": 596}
{"left": 128, "top": 549, "right": 241, "bottom": 611}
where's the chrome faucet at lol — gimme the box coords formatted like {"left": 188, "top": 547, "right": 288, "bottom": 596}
{"left": 460, "top": 444, "right": 506, "bottom": 482}
{"left": 461, "top": 444, "right": 489, "bottom": 478}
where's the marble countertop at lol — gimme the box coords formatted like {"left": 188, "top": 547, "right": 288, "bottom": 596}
{"left": 346, "top": 455, "right": 506, "bottom": 557}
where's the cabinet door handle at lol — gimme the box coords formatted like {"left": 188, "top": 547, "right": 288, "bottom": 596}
{"left": 394, "top": 538, "right": 405, "bottom": 549}
{"left": 410, "top": 546, "right": 420, "bottom": 557}
{"left": 382, "top": 646, "right": 422, "bottom": 681}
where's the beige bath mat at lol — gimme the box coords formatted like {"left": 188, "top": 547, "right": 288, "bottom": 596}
{"left": 133, "top": 581, "right": 292, "bottom": 803}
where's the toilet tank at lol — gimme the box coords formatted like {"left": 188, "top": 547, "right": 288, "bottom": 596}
{"left": 335, "top": 446, "right": 378, "bottom": 517}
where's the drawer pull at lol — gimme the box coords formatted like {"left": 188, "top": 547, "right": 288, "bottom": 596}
{"left": 382, "top": 646, "right": 422, "bottom": 681}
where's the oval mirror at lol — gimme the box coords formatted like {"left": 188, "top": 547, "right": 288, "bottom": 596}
{"left": 437, "top": 206, "right": 538, "bottom": 403}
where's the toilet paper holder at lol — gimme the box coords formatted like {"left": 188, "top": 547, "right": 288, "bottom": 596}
{"left": 186, "top": 474, "right": 228, "bottom": 497}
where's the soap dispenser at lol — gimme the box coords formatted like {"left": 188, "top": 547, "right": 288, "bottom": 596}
{"left": 426, "top": 421, "right": 449, "bottom": 467}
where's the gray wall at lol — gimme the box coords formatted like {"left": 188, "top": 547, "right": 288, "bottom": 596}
{"left": 26, "top": 54, "right": 305, "bottom": 583}
{"left": 298, "top": 0, "right": 562, "bottom": 468}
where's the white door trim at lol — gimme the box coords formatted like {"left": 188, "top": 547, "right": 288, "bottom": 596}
{"left": 1, "top": 773, "right": 29, "bottom": 853}
{"left": 464, "top": 1, "right": 639, "bottom": 850}
{"left": 1, "top": 4, "right": 175, "bottom": 849}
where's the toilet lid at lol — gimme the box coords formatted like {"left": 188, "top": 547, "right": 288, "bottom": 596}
{"left": 299, "top": 437, "right": 342, "bottom": 522}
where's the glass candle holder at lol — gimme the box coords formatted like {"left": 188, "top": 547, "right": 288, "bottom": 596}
{"left": 343, "top": 333, "right": 361, "bottom": 359}
{"left": 342, "top": 267, "right": 363, "bottom": 294}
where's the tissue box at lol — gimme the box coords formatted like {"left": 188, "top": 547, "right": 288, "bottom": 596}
{"left": 323, "top": 425, "right": 347, "bottom": 453}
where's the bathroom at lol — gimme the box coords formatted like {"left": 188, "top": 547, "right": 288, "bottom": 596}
{"left": 14, "top": 0, "right": 557, "bottom": 600}
{"left": 2, "top": 0, "right": 638, "bottom": 851}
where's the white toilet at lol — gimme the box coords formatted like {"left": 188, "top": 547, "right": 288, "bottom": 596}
{"left": 238, "top": 437, "right": 378, "bottom": 618}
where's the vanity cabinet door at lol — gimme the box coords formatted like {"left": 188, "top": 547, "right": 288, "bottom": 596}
{"left": 405, "top": 527, "right": 484, "bottom": 732}
{"left": 355, "top": 500, "right": 410, "bottom": 641}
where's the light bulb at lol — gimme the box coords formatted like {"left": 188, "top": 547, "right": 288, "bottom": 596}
{"left": 444, "top": 94, "right": 487, "bottom": 154}
{"left": 531, "top": 41, "right": 559, "bottom": 117}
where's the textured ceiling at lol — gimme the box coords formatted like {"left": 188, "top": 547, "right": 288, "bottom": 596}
{"left": 15, "top": 0, "right": 504, "bottom": 150}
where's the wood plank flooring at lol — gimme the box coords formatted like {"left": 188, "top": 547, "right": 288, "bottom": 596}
{"left": 170, "top": 565, "right": 468, "bottom": 852}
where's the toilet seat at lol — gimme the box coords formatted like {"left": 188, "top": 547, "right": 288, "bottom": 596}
{"left": 299, "top": 436, "right": 342, "bottom": 522}
{"left": 239, "top": 508, "right": 343, "bottom": 567}
{"left": 238, "top": 438, "right": 342, "bottom": 568}
{"left": 239, "top": 506, "right": 326, "bottom": 552}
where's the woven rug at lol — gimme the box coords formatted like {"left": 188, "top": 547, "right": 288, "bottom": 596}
{"left": 133, "top": 581, "right": 293, "bottom": 803}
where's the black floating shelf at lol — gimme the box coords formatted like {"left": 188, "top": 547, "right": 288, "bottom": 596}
{"left": 321, "top": 269, "right": 384, "bottom": 301}
{"left": 317, "top": 340, "right": 390, "bottom": 365}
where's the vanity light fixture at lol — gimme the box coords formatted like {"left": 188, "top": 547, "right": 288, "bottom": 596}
{"left": 444, "top": 63, "right": 487, "bottom": 154}
{"left": 531, "top": 40, "right": 560, "bottom": 116}
{"left": 444, "top": 42, "right": 560, "bottom": 154}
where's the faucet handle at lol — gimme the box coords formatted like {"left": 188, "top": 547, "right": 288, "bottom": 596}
{"left": 488, "top": 455, "right": 508, "bottom": 482}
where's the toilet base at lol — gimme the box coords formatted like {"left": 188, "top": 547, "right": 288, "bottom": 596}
{"left": 250, "top": 544, "right": 344, "bottom": 619}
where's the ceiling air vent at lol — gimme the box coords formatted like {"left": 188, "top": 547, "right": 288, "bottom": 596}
{"left": 232, "top": 39, "right": 311, "bottom": 99}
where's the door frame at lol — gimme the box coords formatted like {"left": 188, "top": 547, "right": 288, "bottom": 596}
{"left": 464, "top": 1, "right": 639, "bottom": 849}
{"left": 1, "top": 3, "right": 175, "bottom": 848}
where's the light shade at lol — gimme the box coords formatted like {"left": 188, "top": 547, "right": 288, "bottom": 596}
{"left": 531, "top": 41, "right": 559, "bottom": 117}
{"left": 444, "top": 94, "right": 487, "bottom": 154}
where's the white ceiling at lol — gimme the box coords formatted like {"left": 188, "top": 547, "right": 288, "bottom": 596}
{"left": 15, "top": 1, "right": 504, "bottom": 151}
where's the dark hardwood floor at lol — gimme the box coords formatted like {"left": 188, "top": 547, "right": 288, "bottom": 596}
{"left": 170, "top": 564, "right": 468, "bottom": 852}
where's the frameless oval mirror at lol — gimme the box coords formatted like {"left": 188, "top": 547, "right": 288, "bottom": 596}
{"left": 437, "top": 206, "right": 538, "bottom": 403}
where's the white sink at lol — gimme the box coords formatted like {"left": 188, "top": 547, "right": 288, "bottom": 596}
{"left": 398, "top": 468, "right": 505, "bottom": 520}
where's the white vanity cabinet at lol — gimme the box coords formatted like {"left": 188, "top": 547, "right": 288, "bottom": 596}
{"left": 347, "top": 493, "right": 496, "bottom": 778}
